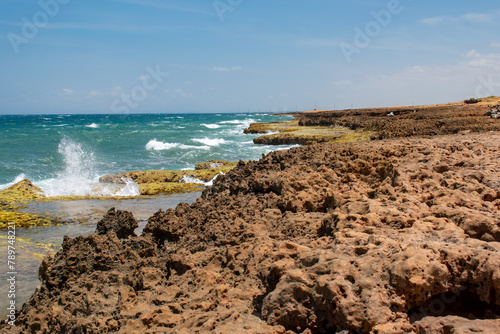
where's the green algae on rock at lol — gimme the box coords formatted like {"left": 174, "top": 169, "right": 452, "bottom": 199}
{"left": 99, "top": 160, "right": 239, "bottom": 195}
{"left": 139, "top": 182, "right": 204, "bottom": 196}
{"left": 0, "top": 179, "right": 52, "bottom": 229}
{"left": 245, "top": 119, "right": 372, "bottom": 146}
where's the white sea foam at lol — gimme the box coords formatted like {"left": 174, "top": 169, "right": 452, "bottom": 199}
{"left": 146, "top": 139, "right": 179, "bottom": 151}
{"left": 145, "top": 139, "right": 210, "bottom": 151}
{"left": 85, "top": 123, "right": 99, "bottom": 128}
{"left": 37, "top": 138, "right": 140, "bottom": 197}
{"left": 179, "top": 173, "right": 223, "bottom": 187}
{"left": 219, "top": 118, "right": 255, "bottom": 128}
{"left": 201, "top": 123, "right": 221, "bottom": 129}
{"left": 192, "top": 137, "right": 227, "bottom": 147}
{"left": 115, "top": 178, "right": 140, "bottom": 196}
{"left": 0, "top": 174, "right": 27, "bottom": 190}
{"left": 219, "top": 120, "right": 243, "bottom": 124}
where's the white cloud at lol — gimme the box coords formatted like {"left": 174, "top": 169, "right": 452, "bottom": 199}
{"left": 462, "top": 50, "right": 500, "bottom": 69}
{"left": 490, "top": 42, "right": 500, "bottom": 47}
{"left": 88, "top": 90, "right": 103, "bottom": 97}
{"left": 465, "top": 49, "right": 481, "bottom": 58}
{"left": 408, "top": 66, "right": 426, "bottom": 73}
{"left": 210, "top": 66, "right": 242, "bottom": 72}
{"left": 420, "top": 16, "right": 451, "bottom": 26}
{"left": 110, "top": 86, "right": 124, "bottom": 97}
{"left": 62, "top": 88, "right": 74, "bottom": 96}
{"left": 420, "top": 12, "right": 494, "bottom": 25}
{"left": 168, "top": 88, "right": 193, "bottom": 98}
{"left": 332, "top": 50, "right": 500, "bottom": 109}
{"left": 461, "top": 12, "right": 492, "bottom": 23}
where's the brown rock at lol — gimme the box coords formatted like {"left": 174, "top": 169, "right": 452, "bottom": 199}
{"left": 95, "top": 207, "right": 138, "bottom": 239}
{"left": 4, "top": 132, "right": 500, "bottom": 334}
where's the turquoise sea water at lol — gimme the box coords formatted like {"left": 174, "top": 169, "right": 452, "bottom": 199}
{"left": 0, "top": 113, "right": 295, "bottom": 316}
{"left": 0, "top": 113, "right": 294, "bottom": 196}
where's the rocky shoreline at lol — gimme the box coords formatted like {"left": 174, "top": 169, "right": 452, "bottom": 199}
{"left": 2, "top": 99, "right": 500, "bottom": 333}
{"left": 0, "top": 160, "right": 238, "bottom": 229}
{"left": 247, "top": 97, "right": 500, "bottom": 145}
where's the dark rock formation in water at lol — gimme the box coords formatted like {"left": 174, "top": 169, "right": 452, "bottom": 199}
{"left": 95, "top": 207, "right": 138, "bottom": 239}
{"left": 2, "top": 132, "right": 500, "bottom": 333}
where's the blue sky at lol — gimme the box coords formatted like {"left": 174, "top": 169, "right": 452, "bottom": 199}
{"left": 1, "top": 0, "right": 499, "bottom": 114}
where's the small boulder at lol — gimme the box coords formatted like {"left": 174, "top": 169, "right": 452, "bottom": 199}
{"left": 96, "top": 208, "right": 138, "bottom": 239}
{"left": 8, "top": 178, "right": 44, "bottom": 196}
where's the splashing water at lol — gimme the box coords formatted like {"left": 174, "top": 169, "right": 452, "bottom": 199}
{"left": 0, "top": 173, "right": 26, "bottom": 189}
{"left": 38, "top": 138, "right": 140, "bottom": 197}
{"left": 179, "top": 173, "right": 223, "bottom": 187}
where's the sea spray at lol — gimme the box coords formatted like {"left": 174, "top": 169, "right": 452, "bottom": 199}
{"left": 0, "top": 173, "right": 27, "bottom": 190}
{"left": 38, "top": 138, "right": 140, "bottom": 197}
{"left": 179, "top": 173, "right": 223, "bottom": 187}
{"left": 0, "top": 113, "right": 294, "bottom": 191}
{"left": 37, "top": 138, "right": 97, "bottom": 196}
{"left": 115, "top": 178, "right": 140, "bottom": 196}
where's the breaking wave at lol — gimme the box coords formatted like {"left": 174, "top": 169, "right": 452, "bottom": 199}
{"left": 191, "top": 137, "right": 227, "bottom": 147}
{"left": 201, "top": 123, "right": 221, "bottom": 129}
{"left": 36, "top": 138, "right": 140, "bottom": 197}
{"left": 145, "top": 139, "right": 211, "bottom": 151}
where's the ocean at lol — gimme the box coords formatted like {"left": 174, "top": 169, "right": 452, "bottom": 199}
{"left": 0, "top": 112, "right": 296, "bottom": 314}
{"left": 0, "top": 113, "right": 294, "bottom": 196}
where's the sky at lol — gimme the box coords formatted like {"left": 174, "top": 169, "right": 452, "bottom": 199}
{"left": 0, "top": 0, "right": 499, "bottom": 114}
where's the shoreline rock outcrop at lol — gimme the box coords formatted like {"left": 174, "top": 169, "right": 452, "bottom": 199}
{"left": 3, "top": 131, "right": 500, "bottom": 333}
{"left": 96, "top": 208, "right": 139, "bottom": 239}
{"left": 0, "top": 179, "right": 50, "bottom": 229}
{"left": 98, "top": 160, "right": 239, "bottom": 196}
{"left": 246, "top": 98, "right": 500, "bottom": 146}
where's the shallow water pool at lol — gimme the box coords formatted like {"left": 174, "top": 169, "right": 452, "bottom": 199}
{"left": 0, "top": 192, "right": 201, "bottom": 319}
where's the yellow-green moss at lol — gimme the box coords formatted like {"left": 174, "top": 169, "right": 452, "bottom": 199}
{"left": 0, "top": 161, "right": 242, "bottom": 229}
{"left": 139, "top": 182, "right": 204, "bottom": 196}
{"left": 100, "top": 161, "right": 240, "bottom": 185}
{"left": 244, "top": 120, "right": 305, "bottom": 134}
{"left": 247, "top": 118, "right": 362, "bottom": 146}
{"left": 195, "top": 160, "right": 239, "bottom": 170}
{"left": 0, "top": 179, "right": 53, "bottom": 229}
{"left": 0, "top": 210, "right": 52, "bottom": 229}
{"left": 0, "top": 186, "right": 45, "bottom": 208}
